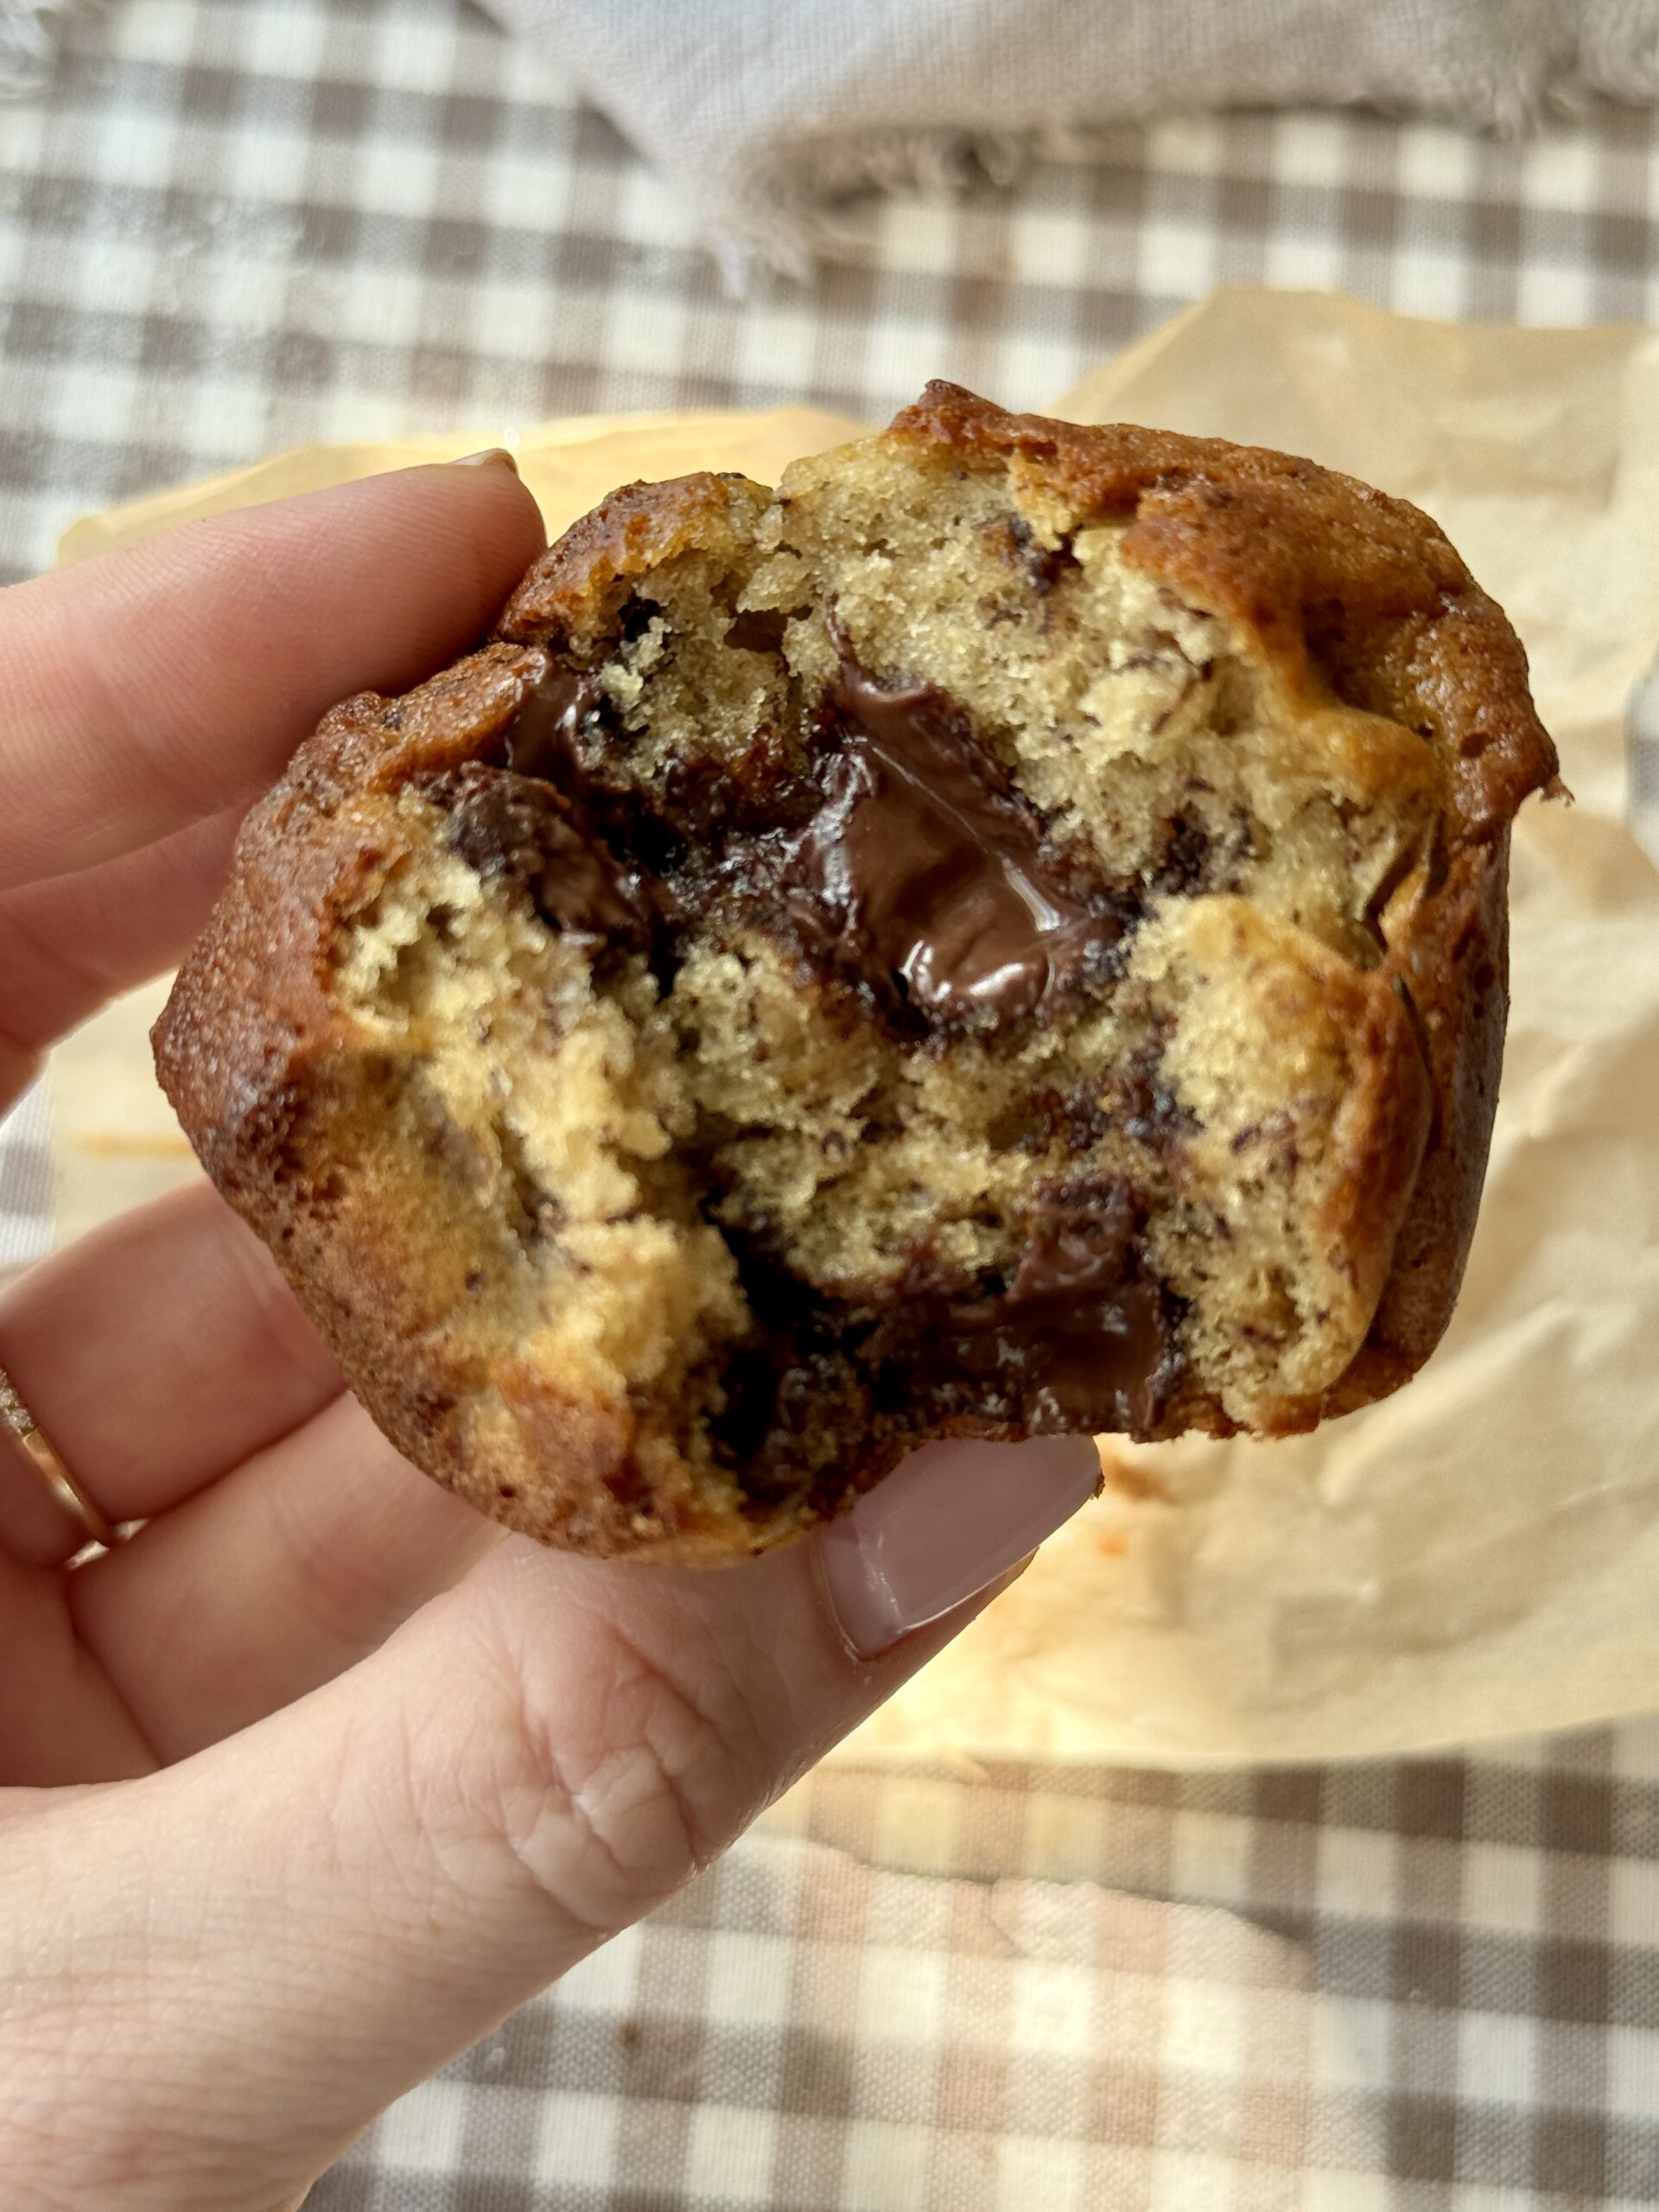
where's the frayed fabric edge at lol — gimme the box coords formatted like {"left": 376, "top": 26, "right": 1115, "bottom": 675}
{"left": 1576, "top": 0, "right": 1659, "bottom": 103}
{"left": 711, "top": 128, "right": 1033, "bottom": 293}
{"left": 703, "top": 28, "right": 1659, "bottom": 286}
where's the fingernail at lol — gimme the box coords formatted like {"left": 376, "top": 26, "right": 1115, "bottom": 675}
{"left": 818, "top": 1435, "right": 1100, "bottom": 1659}
{"left": 451, "top": 447, "right": 519, "bottom": 475}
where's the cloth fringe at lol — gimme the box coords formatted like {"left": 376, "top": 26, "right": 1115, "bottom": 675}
{"left": 716, "top": 13, "right": 1659, "bottom": 279}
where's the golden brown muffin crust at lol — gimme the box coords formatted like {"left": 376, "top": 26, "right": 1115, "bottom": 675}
{"left": 886, "top": 384, "right": 1555, "bottom": 840}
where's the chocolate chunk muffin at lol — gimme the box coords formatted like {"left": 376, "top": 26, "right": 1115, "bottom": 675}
{"left": 155, "top": 385, "right": 1559, "bottom": 1560}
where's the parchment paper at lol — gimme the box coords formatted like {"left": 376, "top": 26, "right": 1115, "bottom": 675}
{"left": 61, "top": 289, "right": 1659, "bottom": 1764}
{"left": 56, "top": 407, "right": 870, "bottom": 567}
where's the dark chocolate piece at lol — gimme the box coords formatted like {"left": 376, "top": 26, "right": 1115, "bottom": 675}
{"left": 785, "top": 639, "right": 1125, "bottom": 1029}
{"left": 1001, "top": 512, "right": 1077, "bottom": 595}
{"left": 499, "top": 641, "right": 1128, "bottom": 1039}
{"left": 429, "top": 763, "right": 651, "bottom": 950}
{"left": 502, "top": 663, "right": 605, "bottom": 785}
{"left": 711, "top": 1179, "right": 1180, "bottom": 1495}
{"left": 893, "top": 1179, "right": 1177, "bottom": 1437}
{"left": 1114, "top": 1044, "right": 1200, "bottom": 1154}
{"left": 1152, "top": 813, "right": 1213, "bottom": 895}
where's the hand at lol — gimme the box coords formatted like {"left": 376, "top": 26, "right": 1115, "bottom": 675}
{"left": 0, "top": 461, "right": 1099, "bottom": 2212}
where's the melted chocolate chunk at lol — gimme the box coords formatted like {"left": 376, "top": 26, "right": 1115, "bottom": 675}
{"left": 779, "top": 639, "right": 1127, "bottom": 1030}
{"left": 887, "top": 1179, "right": 1179, "bottom": 1437}
{"left": 499, "top": 661, "right": 782, "bottom": 929}
{"left": 501, "top": 664, "right": 605, "bottom": 785}
{"left": 660, "top": 755, "right": 739, "bottom": 845}
{"left": 707, "top": 1180, "right": 1181, "bottom": 1492}
{"left": 496, "top": 639, "right": 1130, "bottom": 1040}
{"left": 430, "top": 763, "right": 651, "bottom": 951}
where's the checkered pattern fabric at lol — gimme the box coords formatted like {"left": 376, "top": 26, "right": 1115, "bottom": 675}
{"left": 314, "top": 1743, "right": 1659, "bottom": 2211}
{"left": 2, "top": 3, "right": 1657, "bottom": 2206}
{"left": 2, "top": 0, "right": 1658, "bottom": 585}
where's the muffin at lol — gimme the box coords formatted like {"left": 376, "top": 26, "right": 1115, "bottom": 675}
{"left": 155, "top": 384, "right": 1559, "bottom": 1560}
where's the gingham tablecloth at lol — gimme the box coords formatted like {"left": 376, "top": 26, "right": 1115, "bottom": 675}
{"left": 3, "top": 5, "right": 1659, "bottom": 2207}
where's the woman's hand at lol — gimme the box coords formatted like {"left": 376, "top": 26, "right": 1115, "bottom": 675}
{"left": 0, "top": 461, "right": 1097, "bottom": 2212}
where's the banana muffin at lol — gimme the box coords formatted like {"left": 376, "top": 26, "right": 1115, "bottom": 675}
{"left": 155, "top": 385, "right": 1560, "bottom": 1560}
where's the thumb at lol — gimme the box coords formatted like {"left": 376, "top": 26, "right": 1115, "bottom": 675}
{"left": 1, "top": 1435, "right": 1096, "bottom": 2212}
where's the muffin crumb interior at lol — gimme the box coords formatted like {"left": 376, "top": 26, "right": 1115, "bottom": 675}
{"left": 330, "top": 431, "right": 1445, "bottom": 1529}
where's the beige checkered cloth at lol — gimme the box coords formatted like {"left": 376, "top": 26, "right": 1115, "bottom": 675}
{"left": 2, "top": 4, "right": 1658, "bottom": 2205}
{"left": 320, "top": 1748, "right": 1659, "bottom": 2209}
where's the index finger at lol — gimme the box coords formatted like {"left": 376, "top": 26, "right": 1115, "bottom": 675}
{"left": 0, "top": 459, "right": 543, "bottom": 894}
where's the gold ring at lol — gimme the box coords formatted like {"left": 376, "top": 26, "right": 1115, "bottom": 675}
{"left": 0, "top": 1363, "right": 118, "bottom": 1550}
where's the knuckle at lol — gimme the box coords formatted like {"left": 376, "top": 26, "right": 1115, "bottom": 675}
{"left": 475, "top": 1610, "right": 772, "bottom": 1937}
